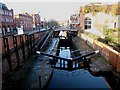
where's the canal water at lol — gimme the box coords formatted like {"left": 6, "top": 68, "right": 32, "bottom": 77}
{"left": 48, "top": 46, "right": 110, "bottom": 89}
{"left": 2, "top": 30, "right": 119, "bottom": 89}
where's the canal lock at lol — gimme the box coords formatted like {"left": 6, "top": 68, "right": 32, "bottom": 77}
{"left": 46, "top": 31, "right": 111, "bottom": 89}
{"left": 2, "top": 30, "right": 120, "bottom": 89}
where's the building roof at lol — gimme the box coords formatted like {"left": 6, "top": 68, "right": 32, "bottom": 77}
{"left": 0, "top": 2, "right": 8, "bottom": 10}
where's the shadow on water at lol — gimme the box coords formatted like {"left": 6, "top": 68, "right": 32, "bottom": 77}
{"left": 46, "top": 37, "right": 112, "bottom": 89}
{"left": 2, "top": 31, "right": 120, "bottom": 89}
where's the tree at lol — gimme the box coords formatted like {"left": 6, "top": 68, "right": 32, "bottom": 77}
{"left": 46, "top": 19, "right": 59, "bottom": 27}
{"left": 84, "top": 5, "right": 92, "bottom": 14}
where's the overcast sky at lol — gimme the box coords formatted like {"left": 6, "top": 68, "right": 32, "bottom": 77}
{"left": 1, "top": 0, "right": 119, "bottom": 21}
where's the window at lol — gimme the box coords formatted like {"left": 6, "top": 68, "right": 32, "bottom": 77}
{"left": 3, "top": 27, "right": 6, "bottom": 35}
{"left": 7, "top": 27, "right": 10, "bottom": 32}
{"left": 10, "top": 18, "right": 13, "bottom": 22}
{"left": 9, "top": 12, "right": 12, "bottom": 16}
{"left": 0, "top": 27, "right": 2, "bottom": 33}
{"left": 85, "top": 25, "right": 87, "bottom": 29}
{"left": 2, "top": 17, "right": 5, "bottom": 22}
{"left": 11, "top": 26, "right": 13, "bottom": 32}
{"left": 0, "top": 9, "right": 2, "bottom": 14}
{"left": 84, "top": 17, "right": 91, "bottom": 29}
{"left": 20, "top": 16, "right": 22, "bottom": 19}
{"left": 85, "top": 21, "right": 87, "bottom": 24}
{"left": 88, "top": 21, "right": 91, "bottom": 24}
{"left": 5, "top": 11, "right": 7, "bottom": 15}
{"left": 6, "top": 18, "right": 9, "bottom": 22}
{"left": 4, "top": 11, "right": 6, "bottom": 15}
{"left": 1, "top": 10, "right": 4, "bottom": 15}
{"left": 6, "top": 11, "right": 9, "bottom": 15}
{"left": 20, "top": 21, "right": 23, "bottom": 24}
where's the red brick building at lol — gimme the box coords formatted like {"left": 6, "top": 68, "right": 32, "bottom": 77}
{"left": 79, "top": 7, "right": 85, "bottom": 31}
{"left": 32, "top": 13, "right": 41, "bottom": 30}
{"left": 0, "top": 2, "right": 14, "bottom": 35}
{"left": 14, "top": 13, "right": 33, "bottom": 32}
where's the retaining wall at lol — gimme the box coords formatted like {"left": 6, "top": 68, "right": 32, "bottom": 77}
{"left": 1, "top": 30, "right": 52, "bottom": 79}
{"left": 80, "top": 34, "right": 120, "bottom": 72}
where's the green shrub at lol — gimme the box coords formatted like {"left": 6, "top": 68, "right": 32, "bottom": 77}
{"left": 85, "top": 32, "right": 100, "bottom": 40}
{"left": 102, "top": 26, "right": 113, "bottom": 36}
{"left": 84, "top": 26, "right": 119, "bottom": 51}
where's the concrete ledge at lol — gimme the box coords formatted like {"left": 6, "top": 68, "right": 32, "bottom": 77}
{"left": 80, "top": 33, "right": 120, "bottom": 72}
{"left": 117, "top": 54, "right": 120, "bottom": 72}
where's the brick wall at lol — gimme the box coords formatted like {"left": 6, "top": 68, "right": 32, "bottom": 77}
{"left": 79, "top": 7, "right": 85, "bottom": 30}
{"left": 0, "top": 38, "right": 2, "bottom": 54}
{"left": 2, "top": 30, "right": 52, "bottom": 78}
{"left": 81, "top": 34, "right": 120, "bottom": 72}
{"left": 117, "top": 54, "right": 120, "bottom": 72}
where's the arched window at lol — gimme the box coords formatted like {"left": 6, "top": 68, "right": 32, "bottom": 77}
{"left": 84, "top": 17, "right": 91, "bottom": 29}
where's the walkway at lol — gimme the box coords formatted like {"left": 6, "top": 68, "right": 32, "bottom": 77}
{"left": 72, "top": 36, "right": 112, "bottom": 74}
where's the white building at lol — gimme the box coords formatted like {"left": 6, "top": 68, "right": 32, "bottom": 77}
{"left": 84, "top": 12, "right": 118, "bottom": 37}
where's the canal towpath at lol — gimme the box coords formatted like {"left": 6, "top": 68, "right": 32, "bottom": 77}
{"left": 72, "top": 36, "right": 112, "bottom": 74}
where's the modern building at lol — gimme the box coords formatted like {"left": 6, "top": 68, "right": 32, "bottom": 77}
{"left": 14, "top": 12, "right": 33, "bottom": 32}
{"left": 0, "top": 2, "right": 14, "bottom": 35}
{"left": 32, "top": 13, "right": 41, "bottom": 30}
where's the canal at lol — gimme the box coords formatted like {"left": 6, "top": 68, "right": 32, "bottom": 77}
{"left": 47, "top": 36, "right": 110, "bottom": 89}
{"left": 2, "top": 30, "right": 120, "bottom": 89}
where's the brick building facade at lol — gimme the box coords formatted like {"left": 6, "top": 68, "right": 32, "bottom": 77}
{"left": 79, "top": 7, "right": 85, "bottom": 31}
{"left": 0, "top": 2, "right": 14, "bottom": 35}
{"left": 32, "top": 13, "right": 41, "bottom": 30}
{"left": 14, "top": 13, "right": 33, "bottom": 32}
{"left": 70, "top": 13, "right": 80, "bottom": 29}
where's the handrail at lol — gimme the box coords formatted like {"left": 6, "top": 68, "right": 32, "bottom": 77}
{"left": 36, "top": 50, "right": 99, "bottom": 61}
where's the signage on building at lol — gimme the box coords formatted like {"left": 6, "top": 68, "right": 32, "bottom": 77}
{"left": 17, "top": 27, "right": 24, "bottom": 35}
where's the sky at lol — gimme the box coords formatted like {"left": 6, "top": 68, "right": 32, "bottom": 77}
{"left": 1, "top": 0, "right": 119, "bottom": 21}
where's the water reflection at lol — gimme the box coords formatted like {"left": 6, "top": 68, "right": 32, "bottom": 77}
{"left": 48, "top": 46, "right": 110, "bottom": 89}
{"left": 48, "top": 69, "right": 110, "bottom": 88}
